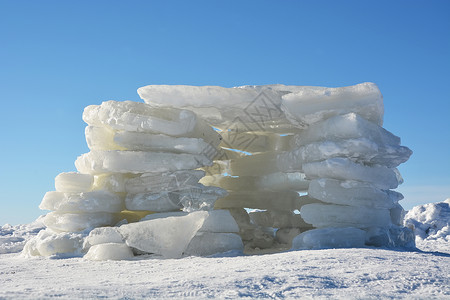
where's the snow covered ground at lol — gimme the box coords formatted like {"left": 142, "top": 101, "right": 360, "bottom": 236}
{"left": 1, "top": 201, "right": 449, "bottom": 299}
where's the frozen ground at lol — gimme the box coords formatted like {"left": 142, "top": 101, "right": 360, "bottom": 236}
{"left": 0, "top": 201, "right": 449, "bottom": 299}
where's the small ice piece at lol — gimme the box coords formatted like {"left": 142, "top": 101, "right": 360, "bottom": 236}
{"left": 42, "top": 212, "right": 116, "bottom": 232}
{"left": 184, "top": 232, "right": 243, "bottom": 256}
{"left": 75, "top": 150, "right": 212, "bottom": 174}
{"left": 22, "top": 229, "right": 84, "bottom": 257}
{"left": 83, "top": 100, "right": 197, "bottom": 136}
{"left": 249, "top": 210, "right": 313, "bottom": 229}
{"left": 302, "top": 158, "right": 400, "bottom": 190}
{"left": 118, "top": 211, "right": 210, "bottom": 258}
{"left": 40, "top": 190, "right": 123, "bottom": 213}
{"left": 55, "top": 172, "right": 94, "bottom": 193}
{"left": 281, "top": 82, "right": 383, "bottom": 127}
{"left": 215, "top": 192, "right": 320, "bottom": 210}
{"left": 291, "top": 227, "right": 366, "bottom": 250}
{"left": 83, "top": 227, "right": 124, "bottom": 250}
{"left": 301, "top": 203, "right": 391, "bottom": 229}
{"left": 291, "top": 113, "right": 400, "bottom": 147}
{"left": 298, "top": 138, "right": 412, "bottom": 168}
{"left": 125, "top": 170, "right": 205, "bottom": 194}
{"left": 308, "top": 178, "right": 401, "bottom": 209}
{"left": 84, "top": 243, "right": 134, "bottom": 261}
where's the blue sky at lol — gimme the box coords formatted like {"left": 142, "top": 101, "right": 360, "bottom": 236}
{"left": 1, "top": 0, "right": 449, "bottom": 225}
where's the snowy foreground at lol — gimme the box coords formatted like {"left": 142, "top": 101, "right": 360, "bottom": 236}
{"left": 1, "top": 200, "right": 449, "bottom": 299}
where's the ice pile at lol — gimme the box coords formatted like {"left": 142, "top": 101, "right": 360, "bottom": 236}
{"left": 139, "top": 82, "right": 414, "bottom": 251}
{"left": 404, "top": 199, "right": 450, "bottom": 251}
{"left": 24, "top": 82, "right": 414, "bottom": 259}
{"left": 24, "top": 100, "right": 243, "bottom": 258}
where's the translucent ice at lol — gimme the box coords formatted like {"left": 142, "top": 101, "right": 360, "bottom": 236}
{"left": 84, "top": 243, "right": 134, "bottom": 261}
{"left": 75, "top": 150, "right": 212, "bottom": 174}
{"left": 55, "top": 172, "right": 94, "bottom": 193}
{"left": 281, "top": 82, "right": 383, "bottom": 127}
{"left": 302, "top": 158, "right": 400, "bottom": 189}
{"left": 291, "top": 113, "right": 400, "bottom": 147}
{"left": 40, "top": 190, "right": 123, "bottom": 213}
{"left": 83, "top": 100, "right": 197, "bottom": 136}
{"left": 42, "top": 212, "right": 116, "bottom": 232}
{"left": 184, "top": 232, "right": 243, "bottom": 256}
{"left": 118, "top": 211, "right": 209, "bottom": 258}
{"left": 308, "top": 178, "right": 401, "bottom": 209}
{"left": 249, "top": 210, "right": 313, "bottom": 229}
{"left": 83, "top": 227, "right": 124, "bottom": 249}
{"left": 125, "top": 170, "right": 205, "bottom": 194}
{"left": 301, "top": 203, "right": 391, "bottom": 229}
{"left": 22, "top": 229, "right": 84, "bottom": 257}
{"left": 291, "top": 227, "right": 366, "bottom": 250}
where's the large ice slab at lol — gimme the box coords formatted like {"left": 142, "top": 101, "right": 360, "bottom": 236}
{"left": 301, "top": 203, "right": 391, "bottom": 229}
{"left": 184, "top": 232, "right": 243, "bottom": 256}
{"left": 308, "top": 178, "right": 401, "bottom": 209}
{"left": 42, "top": 212, "right": 116, "bottom": 232}
{"left": 298, "top": 138, "right": 412, "bottom": 168}
{"left": 281, "top": 82, "right": 383, "bottom": 127}
{"left": 75, "top": 150, "right": 212, "bottom": 174}
{"left": 55, "top": 172, "right": 94, "bottom": 193}
{"left": 291, "top": 113, "right": 400, "bottom": 147}
{"left": 40, "top": 190, "right": 123, "bottom": 213}
{"left": 117, "top": 211, "right": 209, "bottom": 258}
{"left": 249, "top": 210, "right": 313, "bottom": 229}
{"left": 291, "top": 227, "right": 366, "bottom": 250}
{"left": 302, "top": 158, "right": 400, "bottom": 189}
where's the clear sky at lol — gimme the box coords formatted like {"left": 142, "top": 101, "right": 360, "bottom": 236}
{"left": 1, "top": 0, "right": 449, "bottom": 225}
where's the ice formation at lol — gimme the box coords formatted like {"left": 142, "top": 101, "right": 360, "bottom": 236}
{"left": 23, "top": 82, "right": 414, "bottom": 259}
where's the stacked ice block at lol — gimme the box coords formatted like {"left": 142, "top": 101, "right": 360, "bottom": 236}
{"left": 138, "top": 82, "right": 414, "bottom": 252}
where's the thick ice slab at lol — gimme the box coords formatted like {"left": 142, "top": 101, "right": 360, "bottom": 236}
{"left": 308, "top": 178, "right": 401, "bottom": 209}
{"left": 291, "top": 227, "right": 366, "bottom": 250}
{"left": 201, "top": 172, "right": 309, "bottom": 192}
{"left": 42, "top": 212, "right": 116, "bottom": 232}
{"left": 83, "top": 101, "right": 197, "bottom": 136}
{"left": 301, "top": 203, "right": 391, "bottom": 229}
{"left": 93, "top": 173, "right": 131, "bottom": 193}
{"left": 281, "top": 82, "right": 383, "bottom": 127}
{"left": 118, "top": 211, "right": 209, "bottom": 258}
{"left": 184, "top": 232, "right": 243, "bottom": 256}
{"left": 365, "top": 226, "right": 415, "bottom": 248}
{"left": 291, "top": 113, "right": 400, "bottom": 147}
{"left": 220, "top": 131, "right": 293, "bottom": 153}
{"left": 84, "top": 243, "right": 134, "bottom": 261}
{"left": 40, "top": 191, "right": 123, "bottom": 213}
{"left": 83, "top": 227, "right": 124, "bottom": 249}
{"left": 298, "top": 138, "right": 412, "bottom": 168}
{"left": 302, "top": 158, "right": 400, "bottom": 189}
{"left": 125, "top": 170, "right": 205, "bottom": 194}
{"left": 55, "top": 172, "right": 94, "bottom": 193}
{"left": 75, "top": 150, "right": 212, "bottom": 174}
{"left": 126, "top": 185, "right": 227, "bottom": 212}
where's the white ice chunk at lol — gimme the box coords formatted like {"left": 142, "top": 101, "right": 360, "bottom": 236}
{"left": 83, "top": 100, "right": 197, "bottom": 136}
{"left": 40, "top": 190, "right": 123, "bottom": 213}
{"left": 281, "top": 82, "right": 383, "bottom": 127}
{"left": 83, "top": 227, "right": 124, "bottom": 249}
{"left": 184, "top": 232, "right": 243, "bottom": 256}
{"left": 118, "top": 211, "right": 209, "bottom": 258}
{"left": 291, "top": 227, "right": 366, "bottom": 250}
{"left": 84, "top": 243, "right": 134, "bottom": 261}
{"left": 302, "top": 158, "right": 400, "bottom": 189}
{"left": 85, "top": 126, "right": 124, "bottom": 151}
{"left": 308, "top": 178, "right": 401, "bottom": 209}
{"left": 298, "top": 138, "right": 412, "bottom": 168}
{"left": 75, "top": 150, "right": 212, "bottom": 174}
{"left": 22, "top": 229, "right": 84, "bottom": 257}
{"left": 55, "top": 172, "right": 94, "bottom": 193}
{"left": 301, "top": 203, "right": 391, "bottom": 229}
{"left": 42, "top": 212, "right": 116, "bottom": 233}
{"left": 292, "top": 113, "right": 400, "bottom": 148}
{"left": 125, "top": 170, "right": 205, "bottom": 194}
